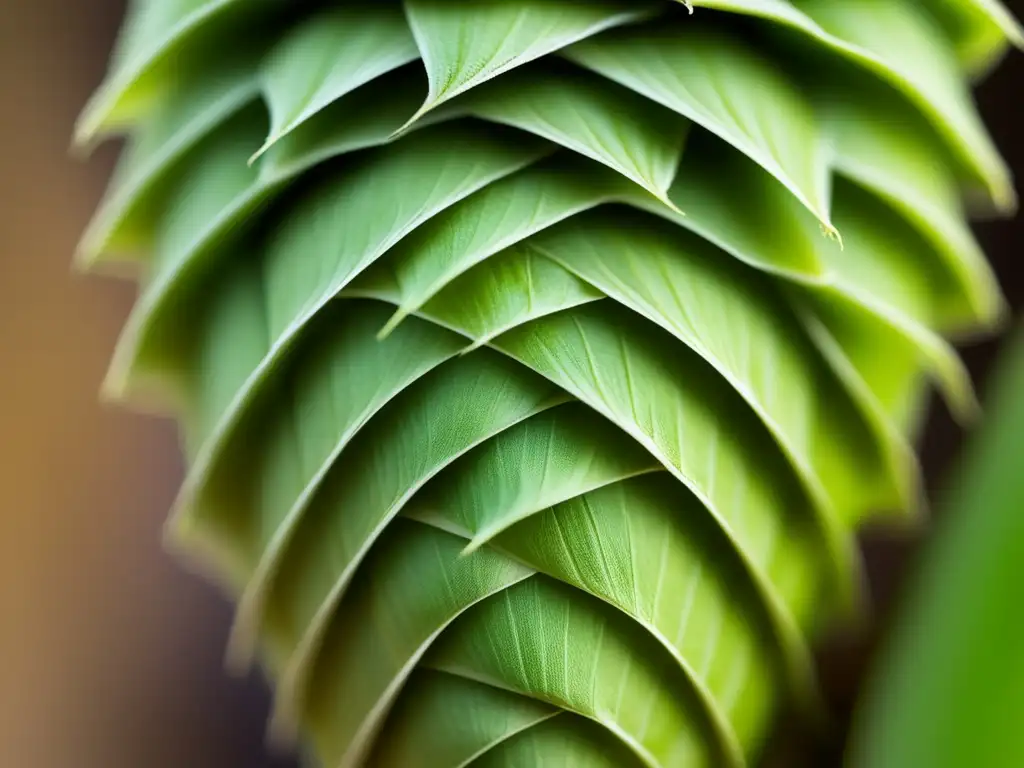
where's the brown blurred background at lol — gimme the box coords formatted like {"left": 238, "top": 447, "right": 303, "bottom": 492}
{"left": 0, "top": 2, "right": 1020, "bottom": 767}
{"left": 1, "top": 2, "right": 291, "bottom": 766}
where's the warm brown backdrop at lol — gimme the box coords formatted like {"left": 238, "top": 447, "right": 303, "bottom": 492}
{"left": 0, "top": 2, "right": 1020, "bottom": 766}
{"left": 1, "top": 2, "right": 290, "bottom": 766}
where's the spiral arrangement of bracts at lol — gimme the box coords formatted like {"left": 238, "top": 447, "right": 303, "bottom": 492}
{"left": 78, "top": 0, "right": 1020, "bottom": 765}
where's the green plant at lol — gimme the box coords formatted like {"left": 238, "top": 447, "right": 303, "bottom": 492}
{"left": 849, "top": 322, "right": 1024, "bottom": 768}
{"left": 77, "top": 1, "right": 1020, "bottom": 765}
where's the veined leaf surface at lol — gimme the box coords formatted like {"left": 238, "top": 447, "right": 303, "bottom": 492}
{"left": 77, "top": 1, "right": 1016, "bottom": 763}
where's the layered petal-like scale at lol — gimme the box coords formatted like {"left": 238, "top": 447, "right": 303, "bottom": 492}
{"left": 78, "top": 0, "right": 1019, "bottom": 765}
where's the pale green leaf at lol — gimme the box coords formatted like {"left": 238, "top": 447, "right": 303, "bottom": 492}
{"left": 793, "top": 0, "right": 1014, "bottom": 210}
{"left": 74, "top": 0, "right": 274, "bottom": 144}
{"left": 104, "top": 120, "right": 547, "bottom": 405}
{"left": 964, "top": 0, "right": 1024, "bottom": 46}
{"left": 644, "top": 131, "right": 976, "bottom": 426}
{"left": 302, "top": 519, "right": 535, "bottom": 766}
{"left": 260, "top": 352, "right": 565, "bottom": 725}
{"left": 529, "top": 208, "right": 901, "bottom": 526}
{"left": 641, "top": 132, "right": 825, "bottom": 281}
{"left": 348, "top": 243, "right": 605, "bottom": 351}
{"left": 691, "top": 0, "right": 1014, "bottom": 209}
{"left": 369, "top": 670, "right": 559, "bottom": 768}
{"left": 406, "top": 404, "right": 658, "bottom": 549}
{"left": 168, "top": 302, "right": 464, "bottom": 641}
{"left": 413, "top": 459, "right": 790, "bottom": 762}
{"left": 473, "top": 714, "right": 645, "bottom": 768}
{"left": 491, "top": 476, "right": 787, "bottom": 763}
{"left": 813, "top": 80, "right": 1005, "bottom": 330}
{"left": 77, "top": 50, "right": 261, "bottom": 267}
{"left": 813, "top": 182, "right": 979, "bottom": 421}
{"left": 492, "top": 304, "right": 830, "bottom": 710}
{"left": 376, "top": 157, "right": 631, "bottom": 337}
{"left": 427, "top": 576, "right": 719, "bottom": 766}
{"left": 566, "top": 19, "right": 836, "bottom": 233}
{"left": 925, "top": 0, "right": 1024, "bottom": 75}
{"left": 796, "top": 291, "right": 953, "bottom": 438}
{"left": 790, "top": 302, "right": 921, "bottom": 514}
{"left": 446, "top": 62, "right": 689, "bottom": 205}
{"left": 254, "top": 3, "right": 418, "bottom": 160}
{"left": 402, "top": 0, "right": 657, "bottom": 125}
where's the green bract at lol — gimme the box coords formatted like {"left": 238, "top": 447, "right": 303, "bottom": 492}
{"left": 78, "top": 1, "right": 1020, "bottom": 765}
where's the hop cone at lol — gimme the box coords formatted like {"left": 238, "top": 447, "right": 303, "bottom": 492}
{"left": 77, "top": 1, "right": 1020, "bottom": 765}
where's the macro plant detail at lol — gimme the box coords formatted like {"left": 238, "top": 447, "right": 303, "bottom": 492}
{"left": 77, "top": 1, "right": 1021, "bottom": 766}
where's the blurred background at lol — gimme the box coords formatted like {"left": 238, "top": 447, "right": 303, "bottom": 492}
{"left": 0, "top": 2, "right": 1020, "bottom": 766}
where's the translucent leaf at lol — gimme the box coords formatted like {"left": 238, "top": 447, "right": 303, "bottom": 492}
{"left": 925, "top": 0, "right": 1024, "bottom": 74}
{"left": 260, "top": 352, "right": 565, "bottom": 723}
{"left": 692, "top": 0, "right": 1014, "bottom": 209}
{"left": 492, "top": 304, "right": 831, "bottom": 708}
{"left": 445, "top": 61, "right": 689, "bottom": 205}
{"left": 368, "top": 670, "right": 559, "bottom": 768}
{"left": 406, "top": 404, "right": 658, "bottom": 551}
{"left": 643, "top": 133, "right": 826, "bottom": 281}
{"left": 815, "top": 181, "right": 979, "bottom": 421}
{"left": 348, "top": 243, "right": 605, "bottom": 351}
{"left": 645, "top": 131, "right": 976, "bottom": 426}
{"left": 302, "top": 519, "right": 535, "bottom": 766}
{"left": 813, "top": 80, "right": 1004, "bottom": 330}
{"left": 795, "top": 0, "right": 1013, "bottom": 210}
{"left": 254, "top": 3, "right": 418, "bottom": 159}
{"left": 402, "top": 0, "right": 657, "bottom": 125}
{"left": 566, "top": 19, "right": 836, "bottom": 233}
{"left": 491, "top": 476, "right": 786, "bottom": 762}
{"left": 474, "top": 714, "right": 645, "bottom": 768}
{"left": 77, "top": 49, "right": 261, "bottom": 266}
{"left": 529, "top": 208, "right": 901, "bottom": 525}
{"left": 427, "top": 576, "right": 719, "bottom": 766}
{"left": 790, "top": 302, "right": 921, "bottom": 516}
{"left": 75, "top": 0, "right": 276, "bottom": 143}
{"left": 376, "top": 157, "right": 632, "bottom": 337}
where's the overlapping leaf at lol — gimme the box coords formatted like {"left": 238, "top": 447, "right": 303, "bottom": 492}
{"left": 78, "top": 49, "right": 261, "bottom": 266}
{"left": 106, "top": 122, "right": 548, "bottom": 403}
{"left": 566, "top": 19, "right": 836, "bottom": 233}
{"left": 369, "top": 671, "right": 559, "bottom": 768}
{"left": 253, "top": 3, "right": 418, "bottom": 159}
{"left": 302, "top": 519, "right": 535, "bottom": 765}
{"left": 691, "top": 0, "right": 1013, "bottom": 209}
{"left": 261, "top": 352, "right": 564, "bottom": 719}
{"left": 75, "top": 0, "right": 278, "bottom": 143}
{"left": 926, "top": 0, "right": 1024, "bottom": 74}
{"left": 441, "top": 63, "right": 689, "bottom": 205}
{"left": 527, "top": 209, "right": 898, "bottom": 523}
{"left": 402, "top": 0, "right": 658, "bottom": 125}
{"left": 429, "top": 576, "right": 720, "bottom": 766}
{"left": 76, "top": 1, "right": 1018, "bottom": 765}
